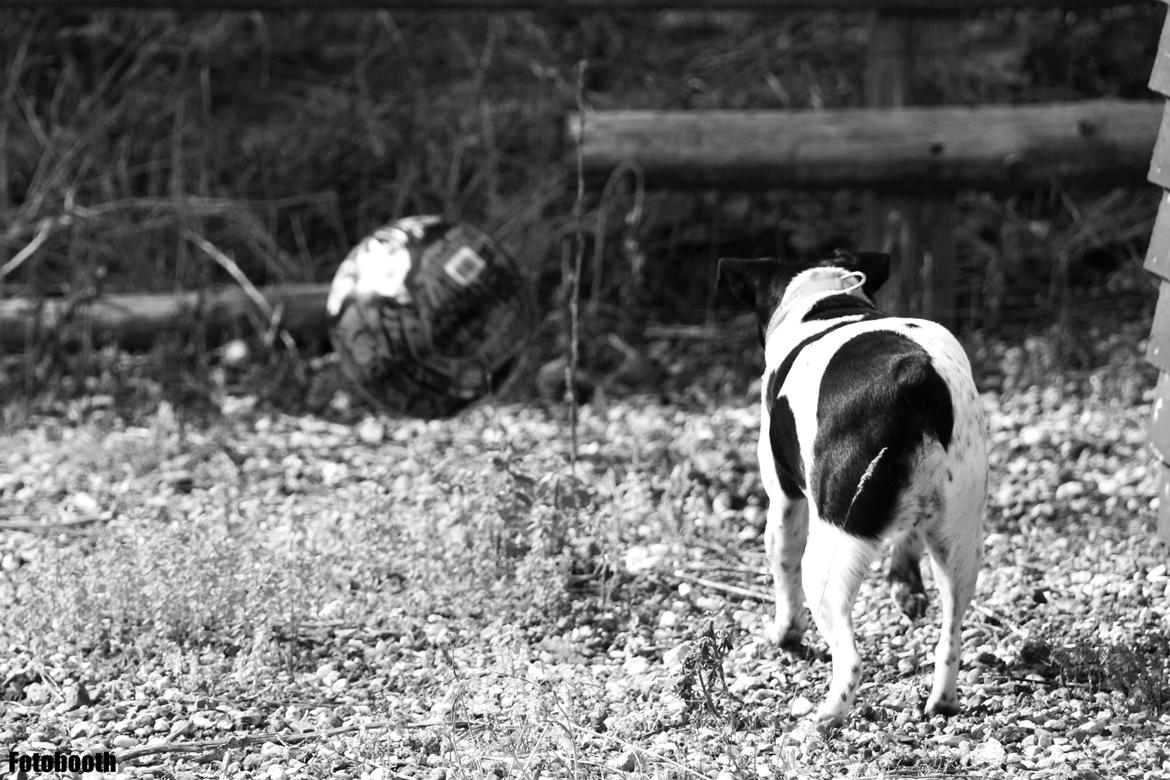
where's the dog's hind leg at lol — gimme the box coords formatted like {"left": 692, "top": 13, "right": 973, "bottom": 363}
{"left": 888, "top": 529, "right": 928, "bottom": 620}
{"left": 923, "top": 516, "right": 981, "bottom": 716}
{"left": 802, "top": 520, "right": 880, "bottom": 726}
{"left": 763, "top": 492, "right": 808, "bottom": 645}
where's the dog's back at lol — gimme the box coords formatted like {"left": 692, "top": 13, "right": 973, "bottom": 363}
{"left": 771, "top": 316, "right": 986, "bottom": 545}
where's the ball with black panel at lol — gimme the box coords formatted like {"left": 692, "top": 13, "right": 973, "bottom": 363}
{"left": 327, "top": 216, "right": 535, "bottom": 419}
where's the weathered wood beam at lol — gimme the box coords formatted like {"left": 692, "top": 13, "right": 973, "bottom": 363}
{"left": 0, "top": 283, "right": 329, "bottom": 352}
{"left": 570, "top": 100, "right": 1163, "bottom": 191}
{"left": 0, "top": 0, "right": 1153, "bottom": 9}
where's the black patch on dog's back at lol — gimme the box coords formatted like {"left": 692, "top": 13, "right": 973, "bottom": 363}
{"left": 764, "top": 313, "right": 888, "bottom": 500}
{"left": 811, "top": 330, "right": 954, "bottom": 538}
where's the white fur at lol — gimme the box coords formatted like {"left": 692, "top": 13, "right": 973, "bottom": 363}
{"left": 758, "top": 267, "right": 988, "bottom": 727}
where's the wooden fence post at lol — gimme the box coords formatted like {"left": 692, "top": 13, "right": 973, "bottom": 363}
{"left": 1143, "top": 8, "right": 1170, "bottom": 546}
{"left": 863, "top": 12, "right": 960, "bottom": 323}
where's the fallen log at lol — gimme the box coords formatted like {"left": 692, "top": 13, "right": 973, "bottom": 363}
{"left": 0, "top": 283, "right": 329, "bottom": 352}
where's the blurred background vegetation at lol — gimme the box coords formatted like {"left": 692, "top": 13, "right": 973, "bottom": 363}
{"left": 0, "top": 6, "right": 1164, "bottom": 407}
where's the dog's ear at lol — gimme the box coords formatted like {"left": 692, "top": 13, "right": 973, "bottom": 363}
{"left": 718, "top": 257, "right": 791, "bottom": 346}
{"left": 717, "top": 257, "right": 777, "bottom": 308}
{"left": 829, "top": 249, "right": 890, "bottom": 298}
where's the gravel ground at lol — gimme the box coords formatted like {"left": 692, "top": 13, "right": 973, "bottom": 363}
{"left": 2, "top": 369, "right": 1169, "bottom": 779}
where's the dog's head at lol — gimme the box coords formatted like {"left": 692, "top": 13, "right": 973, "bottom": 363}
{"left": 718, "top": 250, "right": 890, "bottom": 344}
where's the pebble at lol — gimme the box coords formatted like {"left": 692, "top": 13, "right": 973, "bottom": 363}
{"left": 112, "top": 735, "right": 138, "bottom": 749}
{"left": 728, "top": 674, "right": 759, "bottom": 695}
{"left": 191, "top": 713, "right": 216, "bottom": 729}
{"left": 169, "top": 719, "right": 193, "bottom": 738}
{"left": 971, "top": 737, "right": 1007, "bottom": 766}
{"left": 608, "top": 749, "right": 638, "bottom": 772}
{"left": 790, "top": 696, "right": 814, "bottom": 718}
{"left": 357, "top": 417, "right": 384, "bottom": 444}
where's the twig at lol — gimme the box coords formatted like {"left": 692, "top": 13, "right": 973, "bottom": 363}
{"left": 0, "top": 516, "right": 104, "bottom": 532}
{"left": 565, "top": 58, "right": 588, "bottom": 473}
{"left": 670, "top": 570, "right": 771, "bottom": 603}
{"left": 588, "top": 160, "right": 645, "bottom": 319}
{"left": 2, "top": 195, "right": 334, "bottom": 241}
{"left": 185, "top": 231, "right": 272, "bottom": 321}
{"left": 185, "top": 230, "right": 296, "bottom": 352}
{"left": 117, "top": 720, "right": 403, "bottom": 763}
{"left": 644, "top": 317, "right": 756, "bottom": 343}
{"left": 565, "top": 722, "right": 715, "bottom": 780}
{"left": 0, "top": 216, "right": 53, "bottom": 280}
{"left": 971, "top": 603, "right": 1029, "bottom": 639}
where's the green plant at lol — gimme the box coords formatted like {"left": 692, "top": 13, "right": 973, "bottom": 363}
{"left": 1020, "top": 624, "right": 1170, "bottom": 715}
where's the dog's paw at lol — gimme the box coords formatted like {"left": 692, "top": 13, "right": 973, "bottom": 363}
{"left": 925, "top": 691, "right": 961, "bottom": 717}
{"left": 782, "top": 718, "right": 826, "bottom": 747}
{"left": 890, "top": 581, "right": 929, "bottom": 621}
{"left": 764, "top": 618, "right": 805, "bottom": 647}
{"left": 812, "top": 702, "right": 848, "bottom": 729}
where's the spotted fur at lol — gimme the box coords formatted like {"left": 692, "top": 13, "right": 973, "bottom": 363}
{"left": 719, "top": 251, "right": 988, "bottom": 728}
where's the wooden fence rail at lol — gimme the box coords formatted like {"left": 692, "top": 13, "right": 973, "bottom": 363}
{"left": 0, "top": 0, "right": 1155, "bottom": 9}
{"left": 570, "top": 100, "right": 1163, "bottom": 191}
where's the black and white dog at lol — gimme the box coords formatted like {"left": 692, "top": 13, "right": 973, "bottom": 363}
{"left": 720, "top": 250, "right": 987, "bottom": 727}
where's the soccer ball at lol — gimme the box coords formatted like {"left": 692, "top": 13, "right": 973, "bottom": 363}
{"left": 327, "top": 216, "right": 535, "bottom": 419}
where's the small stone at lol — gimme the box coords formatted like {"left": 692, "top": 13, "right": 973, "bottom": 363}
{"left": 623, "top": 655, "right": 650, "bottom": 676}
{"left": 658, "top": 610, "right": 678, "bottom": 628}
{"left": 608, "top": 749, "right": 638, "bottom": 772}
{"left": 94, "top": 707, "right": 119, "bottom": 722}
{"left": 236, "top": 710, "right": 265, "bottom": 728}
{"left": 728, "top": 675, "right": 759, "bottom": 695}
{"left": 971, "top": 737, "right": 1007, "bottom": 766}
{"left": 357, "top": 417, "right": 385, "bottom": 445}
{"left": 1054, "top": 481, "right": 1085, "bottom": 500}
{"left": 160, "top": 687, "right": 186, "bottom": 702}
{"left": 623, "top": 544, "right": 667, "bottom": 574}
{"left": 790, "top": 696, "right": 814, "bottom": 718}
{"left": 112, "top": 734, "right": 138, "bottom": 749}
{"left": 168, "top": 719, "right": 193, "bottom": 738}
{"left": 23, "top": 683, "right": 50, "bottom": 705}
{"left": 191, "top": 713, "right": 216, "bottom": 730}
{"left": 662, "top": 642, "right": 691, "bottom": 671}
{"left": 61, "top": 681, "right": 95, "bottom": 711}
{"left": 71, "top": 491, "right": 100, "bottom": 515}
